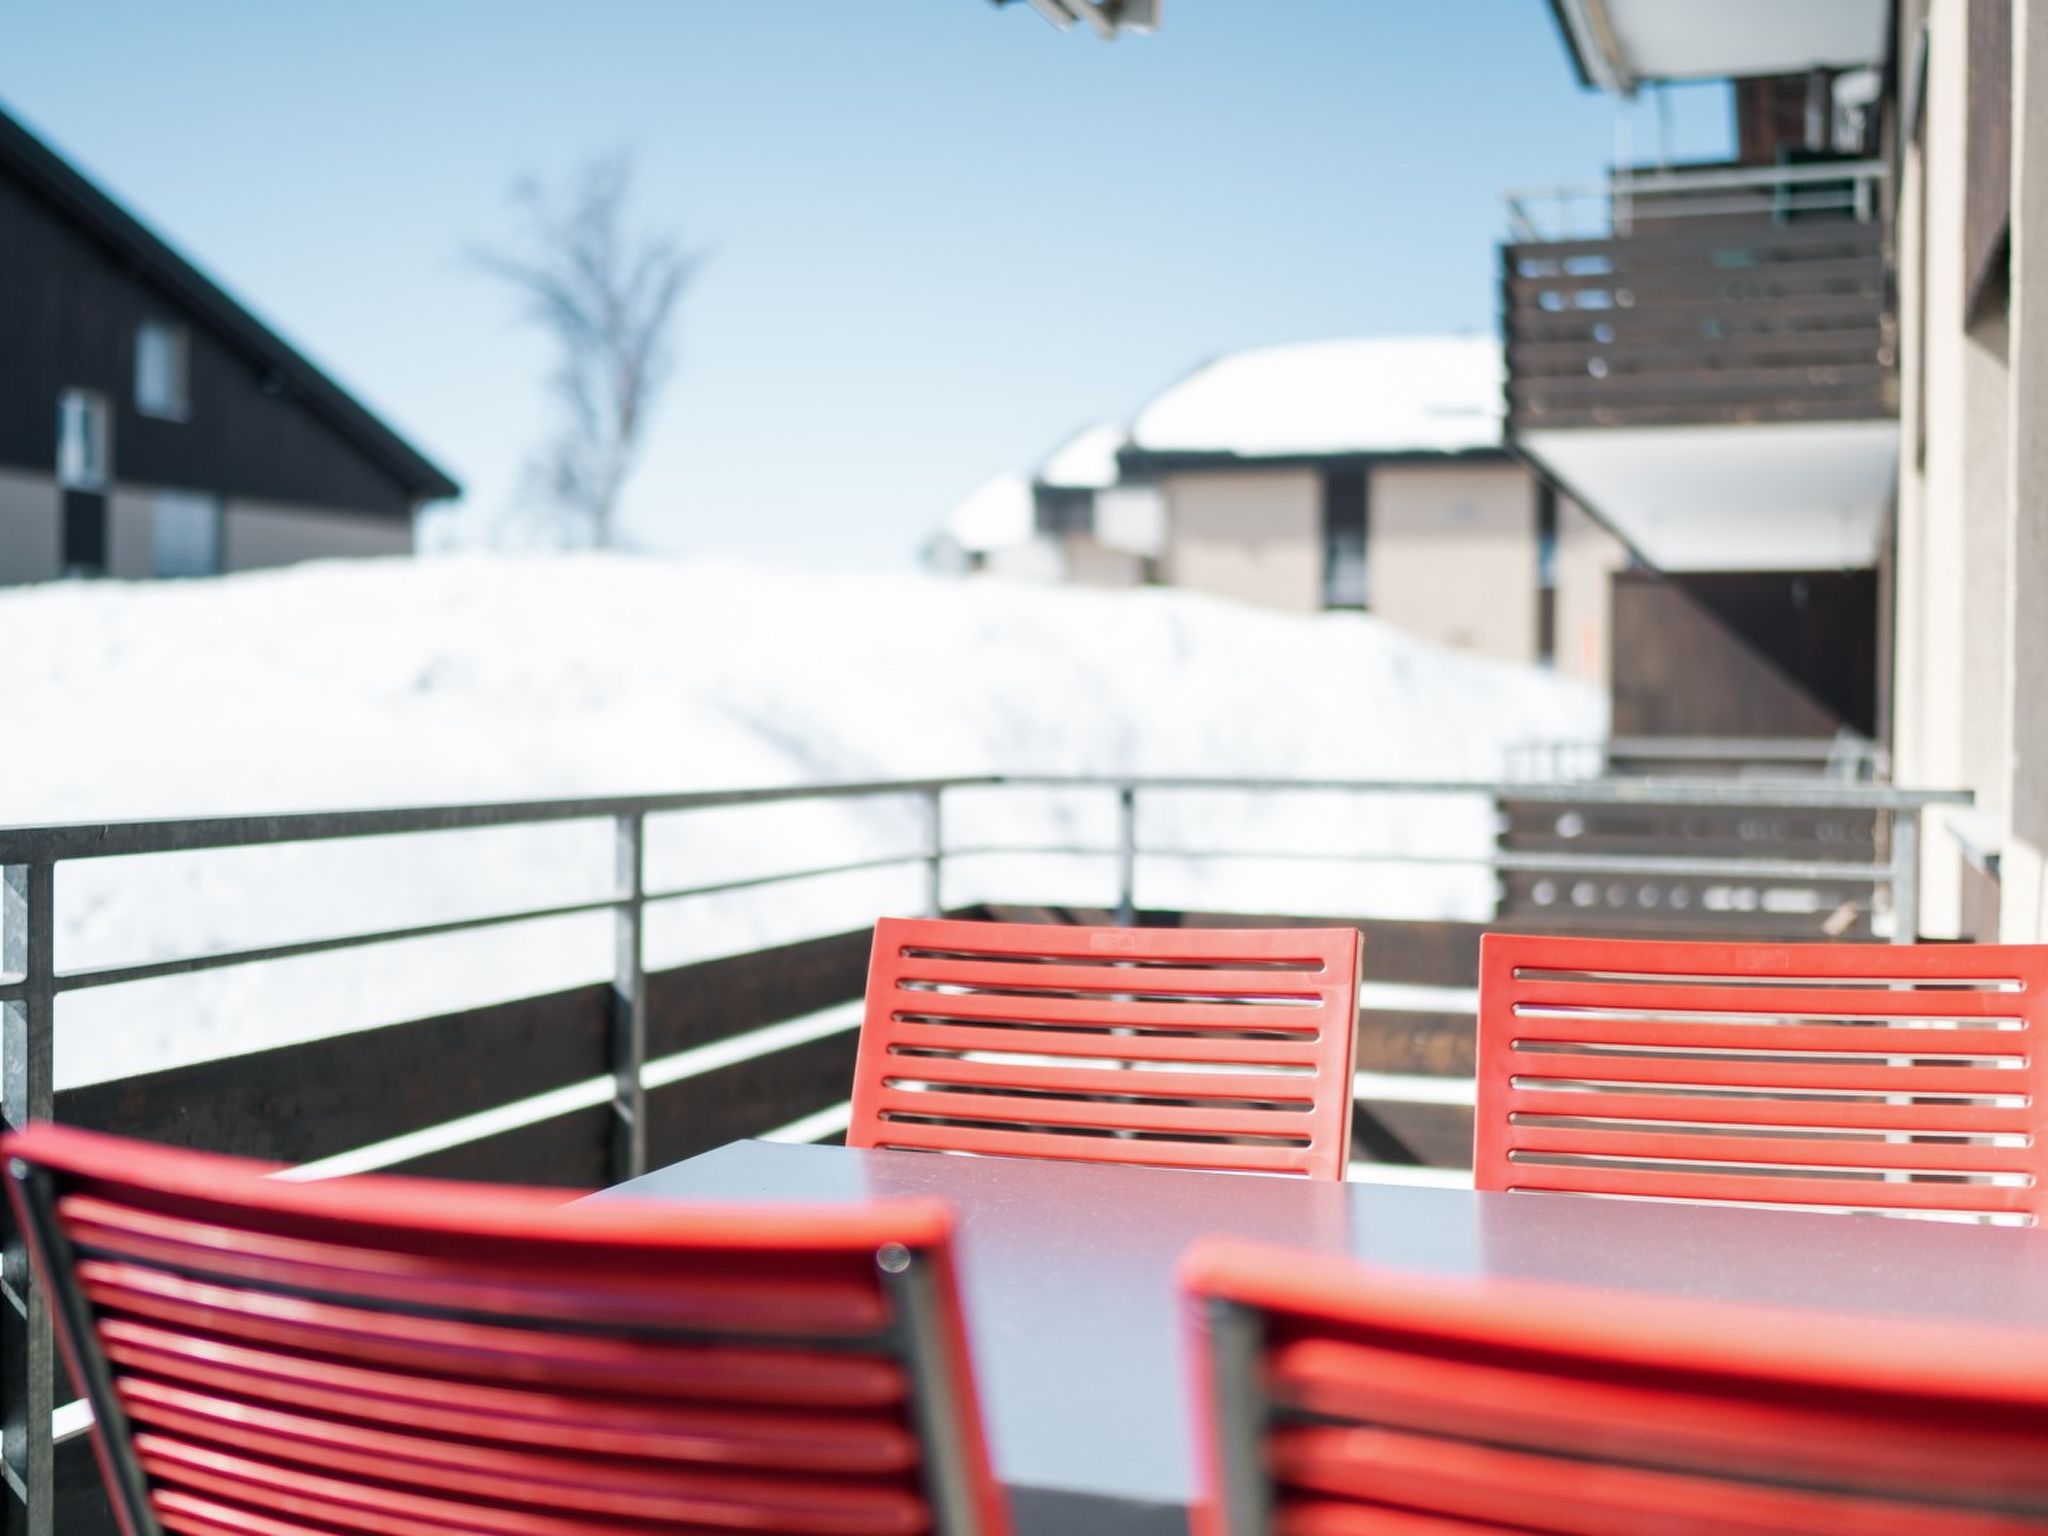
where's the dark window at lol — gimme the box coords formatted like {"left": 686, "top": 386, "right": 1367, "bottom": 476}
{"left": 63, "top": 490, "right": 107, "bottom": 576}
{"left": 1322, "top": 469, "right": 1368, "bottom": 610}
{"left": 153, "top": 491, "right": 223, "bottom": 578}
{"left": 136, "top": 321, "right": 192, "bottom": 420}
{"left": 1536, "top": 483, "right": 1559, "bottom": 667}
{"left": 1035, "top": 487, "right": 1094, "bottom": 537}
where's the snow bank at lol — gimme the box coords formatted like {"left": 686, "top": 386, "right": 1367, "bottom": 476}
{"left": 0, "top": 556, "right": 1601, "bottom": 1087}
{"left": 1131, "top": 335, "right": 1503, "bottom": 458}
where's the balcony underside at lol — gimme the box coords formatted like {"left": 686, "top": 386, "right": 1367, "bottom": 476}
{"left": 1520, "top": 418, "right": 1898, "bottom": 572}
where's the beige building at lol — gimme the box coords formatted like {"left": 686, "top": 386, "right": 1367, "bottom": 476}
{"left": 1526, "top": 0, "right": 2048, "bottom": 939}
{"left": 1888, "top": 0, "right": 2048, "bottom": 941}
{"left": 933, "top": 336, "right": 1625, "bottom": 686}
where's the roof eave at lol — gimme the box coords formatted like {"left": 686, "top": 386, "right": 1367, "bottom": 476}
{"left": 1118, "top": 444, "right": 1513, "bottom": 477}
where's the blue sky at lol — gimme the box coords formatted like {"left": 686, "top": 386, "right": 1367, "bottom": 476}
{"left": 3, "top": 2, "right": 1730, "bottom": 568}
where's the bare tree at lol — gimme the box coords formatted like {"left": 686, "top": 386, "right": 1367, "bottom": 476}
{"left": 476, "top": 153, "right": 699, "bottom": 547}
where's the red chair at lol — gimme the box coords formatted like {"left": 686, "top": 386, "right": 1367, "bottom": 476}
{"left": 849, "top": 917, "right": 1359, "bottom": 1180}
{"left": 4, "top": 1123, "right": 1010, "bottom": 1536}
{"left": 1182, "top": 1236, "right": 2048, "bottom": 1535}
{"left": 1474, "top": 933, "right": 2048, "bottom": 1222}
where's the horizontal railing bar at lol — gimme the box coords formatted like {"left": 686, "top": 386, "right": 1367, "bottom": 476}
{"left": 1001, "top": 776, "right": 1967, "bottom": 809}
{"left": 0, "top": 776, "right": 1968, "bottom": 870}
{"left": 1504, "top": 160, "right": 1887, "bottom": 204}
{"left": 1140, "top": 847, "right": 1893, "bottom": 881}
{"left": 51, "top": 896, "right": 628, "bottom": 994}
{"left": 937, "top": 844, "right": 1120, "bottom": 860}
{"left": 0, "top": 776, "right": 1001, "bottom": 863}
{"left": 644, "top": 852, "right": 929, "bottom": 904}
{"left": 276, "top": 999, "right": 863, "bottom": 1182}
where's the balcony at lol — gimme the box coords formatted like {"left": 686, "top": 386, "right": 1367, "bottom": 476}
{"left": 1501, "top": 161, "right": 1899, "bottom": 573}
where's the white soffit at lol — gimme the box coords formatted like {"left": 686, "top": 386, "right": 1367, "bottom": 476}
{"left": 1521, "top": 419, "right": 1897, "bottom": 572}
{"left": 1569, "top": 0, "right": 1889, "bottom": 89}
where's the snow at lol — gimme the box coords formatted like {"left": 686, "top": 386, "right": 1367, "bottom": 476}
{"left": 1131, "top": 334, "right": 1505, "bottom": 458}
{"left": 1037, "top": 421, "right": 1125, "bottom": 490}
{"left": 942, "top": 472, "right": 1035, "bottom": 553}
{"left": 0, "top": 555, "right": 1602, "bottom": 1089}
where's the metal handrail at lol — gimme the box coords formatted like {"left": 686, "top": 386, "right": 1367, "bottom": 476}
{"left": 0, "top": 768, "right": 1972, "bottom": 1535}
{"left": 1505, "top": 158, "right": 1889, "bottom": 243}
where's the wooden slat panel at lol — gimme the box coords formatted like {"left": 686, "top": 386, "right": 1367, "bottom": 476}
{"left": 56, "top": 984, "right": 611, "bottom": 1165}
{"left": 56, "top": 1433, "right": 116, "bottom": 1536}
{"left": 645, "top": 1029, "right": 860, "bottom": 1167}
{"left": 644, "top": 928, "right": 874, "bottom": 1059}
{"left": 1353, "top": 1011, "right": 1475, "bottom": 1077}
{"left": 390, "top": 1105, "right": 611, "bottom": 1189}
{"left": 1355, "top": 1103, "right": 1475, "bottom": 1170}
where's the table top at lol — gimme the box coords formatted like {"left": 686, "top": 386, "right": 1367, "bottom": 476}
{"left": 602, "top": 1141, "right": 2048, "bottom": 1534}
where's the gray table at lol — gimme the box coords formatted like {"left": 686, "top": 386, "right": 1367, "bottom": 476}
{"left": 603, "top": 1141, "right": 2048, "bottom": 1535}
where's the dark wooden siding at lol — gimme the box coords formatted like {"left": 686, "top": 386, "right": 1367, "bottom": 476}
{"left": 1503, "top": 220, "right": 1892, "bottom": 432}
{"left": 1609, "top": 570, "right": 1878, "bottom": 740}
{"left": 0, "top": 165, "right": 415, "bottom": 514}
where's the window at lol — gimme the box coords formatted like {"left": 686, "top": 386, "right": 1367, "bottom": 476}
{"left": 56, "top": 389, "right": 110, "bottom": 490}
{"left": 1322, "top": 469, "right": 1368, "bottom": 610}
{"left": 1536, "top": 483, "right": 1559, "bottom": 668}
{"left": 1035, "top": 487, "right": 1094, "bottom": 538}
{"left": 135, "top": 321, "right": 191, "bottom": 420}
{"left": 152, "top": 491, "right": 223, "bottom": 578}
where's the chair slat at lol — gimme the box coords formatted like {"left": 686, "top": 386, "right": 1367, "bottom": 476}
{"left": 7, "top": 1125, "right": 1012, "bottom": 1536}
{"left": 852, "top": 917, "right": 1359, "bottom": 1179}
{"left": 1183, "top": 1241, "right": 2048, "bottom": 1536}
{"left": 1476, "top": 936, "right": 2048, "bottom": 1221}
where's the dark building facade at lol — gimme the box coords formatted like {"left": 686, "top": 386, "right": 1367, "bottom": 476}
{"left": 0, "top": 102, "right": 457, "bottom": 584}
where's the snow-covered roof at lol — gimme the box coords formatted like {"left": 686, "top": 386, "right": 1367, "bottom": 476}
{"left": 1130, "top": 335, "right": 1505, "bottom": 459}
{"left": 943, "top": 473, "right": 1036, "bottom": 553}
{"left": 1037, "top": 421, "right": 1126, "bottom": 490}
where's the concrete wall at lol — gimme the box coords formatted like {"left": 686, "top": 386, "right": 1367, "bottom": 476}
{"left": 224, "top": 500, "right": 412, "bottom": 571}
{"left": 2004, "top": 0, "right": 2048, "bottom": 941}
{"left": 1369, "top": 462, "right": 1536, "bottom": 663}
{"left": 108, "top": 486, "right": 155, "bottom": 580}
{"left": 0, "top": 466, "right": 60, "bottom": 584}
{"left": 1891, "top": 0, "right": 2048, "bottom": 941}
{"left": 1162, "top": 468, "right": 1321, "bottom": 614}
{"left": 1552, "top": 495, "right": 1625, "bottom": 685}
{"left": 1894, "top": 0, "right": 1981, "bottom": 935}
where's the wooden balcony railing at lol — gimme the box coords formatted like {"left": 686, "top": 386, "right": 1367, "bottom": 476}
{"left": 1502, "top": 169, "right": 1895, "bottom": 432}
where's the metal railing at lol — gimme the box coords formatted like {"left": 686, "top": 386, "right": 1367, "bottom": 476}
{"left": 1505, "top": 735, "right": 1891, "bottom": 785}
{"left": 1505, "top": 159, "right": 1888, "bottom": 243}
{"left": 0, "top": 769, "right": 1969, "bottom": 1534}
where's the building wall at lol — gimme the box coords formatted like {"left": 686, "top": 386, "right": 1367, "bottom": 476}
{"left": 2003, "top": 0, "right": 2048, "bottom": 941}
{"left": 1161, "top": 468, "right": 1321, "bottom": 614}
{"left": 108, "top": 486, "right": 155, "bottom": 580}
{"left": 224, "top": 500, "right": 413, "bottom": 571}
{"left": 1368, "top": 462, "right": 1537, "bottom": 664}
{"left": 1890, "top": 0, "right": 2048, "bottom": 942}
{"left": 1552, "top": 495, "right": 1625, "bottom": 685}
{"left": 1894, "top": 0, "right": 1980, "bottom": 935}
{"left": 0, "top": 466, "right": 59, "bottom": 583}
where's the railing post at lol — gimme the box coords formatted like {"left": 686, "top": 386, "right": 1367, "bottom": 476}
{"left": 923, "top": 788, "right": 944, "bottom": 919}
{"left": 1889, "top": 807, "right": 1920, "bottom": 945}
{"left": 1115, "top": 783, "right": 1137, "bottom": 927}
{"left": 610, "top": 816, "right": 647, "bottom": 1182}
{"left": 3, "top": 862, "right": 54, "bottom": 1536}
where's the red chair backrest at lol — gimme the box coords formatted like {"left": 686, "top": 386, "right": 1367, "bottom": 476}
{"left": 1182, "top": 1236, "right": 2048, "bottom": 1535}
{"left": 5, "top": 1123, "right": 1010, "bottom": 1536}
{"left": 849, "top": 918, "right": 1359, "bottom": 1180}
{"left": 1474, "top": 933, "right": 2048, "bottom": 1222}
